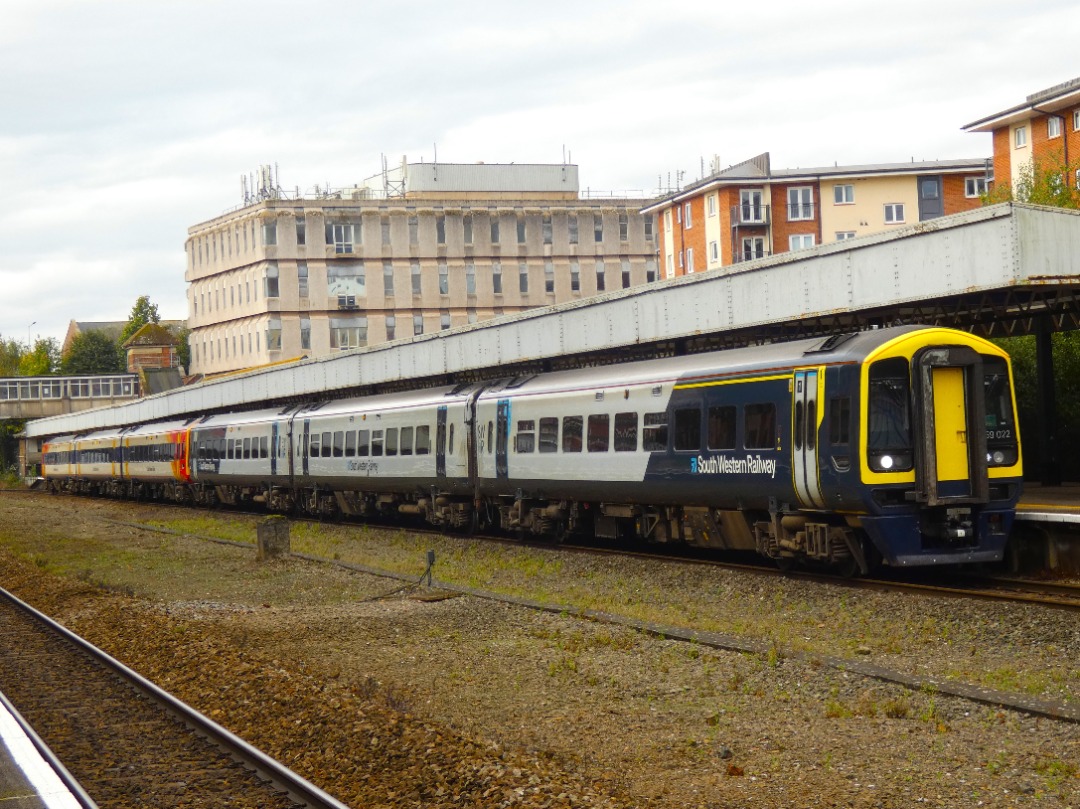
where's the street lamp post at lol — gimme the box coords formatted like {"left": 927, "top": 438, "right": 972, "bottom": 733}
{"left": 27, "top": 321, "right": 36, "bottom": 350}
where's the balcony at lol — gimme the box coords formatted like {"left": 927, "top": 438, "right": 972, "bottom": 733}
{"left": 731, "top": 204, "right": 770, "bottom": 227}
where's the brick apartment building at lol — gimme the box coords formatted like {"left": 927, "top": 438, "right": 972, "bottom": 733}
{"left": 642, "top": 152, "right": 990, "bottom": 279}
{"left": 963, "top": 76, "right": 1080, "bottom": 194}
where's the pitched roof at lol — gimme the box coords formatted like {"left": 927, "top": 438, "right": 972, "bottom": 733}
{"left": 122, "top": 322, "right": 180, "bottom": 348}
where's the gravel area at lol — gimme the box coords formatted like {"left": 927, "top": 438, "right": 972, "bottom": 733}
{"left": 0, "top": 491, "right": 1078, "bottom": 807}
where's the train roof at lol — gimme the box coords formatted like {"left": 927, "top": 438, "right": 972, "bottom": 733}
{"left": 478, "top": 325, "right": 942, "bottom": 398}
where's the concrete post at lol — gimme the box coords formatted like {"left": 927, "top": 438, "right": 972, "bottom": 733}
{"left": 256, "top": 516, "right": 291, "bottom": 560}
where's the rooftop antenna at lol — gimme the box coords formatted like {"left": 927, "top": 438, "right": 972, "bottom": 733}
{"left": 433, "top": 142, "right": 438, "bottom": 181}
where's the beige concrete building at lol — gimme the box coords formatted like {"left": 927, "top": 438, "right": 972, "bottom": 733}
{"left": 185, "top": 162, "right": 658, "bottom": 376}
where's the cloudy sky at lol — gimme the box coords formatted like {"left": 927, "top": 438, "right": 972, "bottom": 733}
{"left": 1, "top": 0, "right": 1077, "bottom": 348}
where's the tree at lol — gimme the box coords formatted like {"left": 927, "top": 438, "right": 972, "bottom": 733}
{"left": 61, "top": 330, "right": 124, "bottom": 375}
{"left": 120, "top": 295, "right": 162, "bottom": 345}
{"left": 984, "top": 150, "right": 1080, "bottom": 209}
{"left": 0, "top": 336, "right": 22, "bottom": 376}
{"left": 172, "top": 326, "right": 191, "bottom": 372}
{"left": 17, "top": 337, "right": 60, "bottom": 376}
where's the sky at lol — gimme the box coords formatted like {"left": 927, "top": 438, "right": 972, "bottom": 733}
{"left": 1, "top": 0, "right": 1078, "bottom": 349}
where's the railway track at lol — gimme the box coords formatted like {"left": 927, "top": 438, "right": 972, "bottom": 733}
{"left": 0, "top": 584, "right": 351, "bottom": 809}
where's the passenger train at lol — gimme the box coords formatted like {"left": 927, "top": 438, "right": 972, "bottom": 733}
{"left": 42, "top": 326, "right": 1023, "bottom": 573}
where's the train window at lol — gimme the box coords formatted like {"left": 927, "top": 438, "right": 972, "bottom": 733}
{"left": 806, "top": 401, "right": 817, "bottom": 451}
{"left": 487, "top": 422, "right": 494, "bottom": 453}
{"left": 614, "top": 412, "right": 637, "bottom": 451}
{"left": 217, "top": 439, "right": 226, "bottom": 460}
{"left": 829, "top": 398, "right": 851, "bottom": 445}
{"left": 386, "top": 428, "right": 398, "bottom": 456}
{"left": 345, "top": 431, "right": 357, "bottom": 457}
{"left": 745, "top": 403, "right": 777, "bottom": 449}
{"left": 358, "top": 430, "right": 370, "bottom": 456}
{"left": 587, "top": 414, "right": 610, "bottom": 452}
{"left": 416, "top": 425, "right": 431, "bottom": 455}
{"left": 984, "top": 357, "right": 1018, "bottom": 466}
{"left": 448, "top": 423, "right": 455, "bottom": 455}
{"left": 310, "top": 434, "right": 321, "bottom": 457}
{"left": 673, "top": 407, "right": 701, "bottom": 451}
{"left": 562, "top": 416, "right": 583, "bottom": 452}
{"left": 516, "top": 420, "right": 535, "bottom": 453}
{"left": 401, "top": 426, "right": 414, "bottom": 455}
{"left": 225, "top": 440, "right": 234, "bottom": 460}
{"left": 538, "top": 418, "right": 558, "bottom": 453}
{"left": 261, "top": 437, "right": 269, "bottom": 459}
{"left": 321, "top": 431, "right": 332, "bottom": 458}
{"left": 333, "top": 431, "right": 345, "bottom": 458}
{"left": 642, "top": 412, "right": 667, "bottom": 451}
{"left": 371, "top": 430, "right": 384, "bottom": 456}
{"left": 867, "top": 358, "right": 913, "bottom": 471}
{"left": 238, "top": 437, "right": 247, "bottom": 460}
{"left": 707, "top": 406, "right": 736, "bottom": 450}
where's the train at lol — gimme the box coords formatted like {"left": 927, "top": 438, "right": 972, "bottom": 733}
{"left": 42, "top": 325, "right": 1023, "bottom": 574}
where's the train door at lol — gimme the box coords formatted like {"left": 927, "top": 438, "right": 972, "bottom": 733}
{"left": 792, "top": 370, "right": 825, "bottom": 508}
{"left": 271, "top": 422, "right": 279, "bottom": 478}
{"left": 914, "top": 347, "right": 988, "bottom": 505}
{"left": 496, "top": 399, "right": 510, "bottom": 479}
{"left": 436, "top": 406, "right": 448, "bottom": 478}
{"left": 301, "top": 419, "right": 310, "bottom": 477}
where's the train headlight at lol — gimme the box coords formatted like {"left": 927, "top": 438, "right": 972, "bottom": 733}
{"left": 991, "top": 450, "right": 1006, "bottom": 465}
{"left": 879, "top": 455, "right": 894, "bottom": 470}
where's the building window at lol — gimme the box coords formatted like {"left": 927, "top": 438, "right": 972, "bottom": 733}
{"left": 408, "top": 260, "right": 421, "bottom": 295}
{"left": 570, "top": 260, "right": 580, "bottom": 292}
{"left": 266, "top": 318, "right": 282, "bottom": 350}
{"left": 789, "top": 234, "right": 815, "bottom": 251}
{"left": 438, "top": 262, "right": 448, "bottom": 294}
{"left": 436, "top": 215, "right": 446, "bottom": 244}
{"left": 295, "top": 219, "right": 306, "bottom": 246}
{"left": 884, "top": 203, "right": 905, "bottom": 224}
{"left": 328, "top": 263, "right": 365, "bottom": 301}
{"left": 408, "top": 216, "right": 418, "bottom": 245}
{"left": 265, "top": 265, "right": 279, "bottom": 298}
{"left": 836, "top": 231, "right": 856, "bottom": 241}
{"left": 568, "top": 216, "right": 579, "bottom": 244}
{"left": 707, "top": 194, "right": 717, "bottom": 217}
{"left": 383, "top": 261, "right": 394, "bottom": 296}
{"left": 833, "top": 184, "right": 854, "bottom": 204}
{"left": 1014, "top": 126, "right": 1027, "bottom": 148}
{"left": 326, "top": 222, "right": 358, "bottom": 253}
{"left": 621, "top": 258, "right": 631, "bottom": 288}
{"left": 300, "top": 317, "right": 311, "bottom": 350}
{"left": 330, "top": 317, "right": 366, "bottom": 349}
{"left": 666, "top": 254, "right": 673, "bottom": 278}
{"left": 414, "top": 314, "right": 424, "bottom": 335}
{"left": 493, "top": 262, "right": 503, "bottom": 294}
{"left": 686, "top": 247, "right": 695, "bottom": 273}
{"left": 262, "top": 221, "right": 277, "bottom": 246}
{"left": 544, "top": 261, "right": 554, "bottom": 293}
{"left": 741, "top": 237, "right": 765, "bottom": 261}
{"left": 385, "top": 315, "right": 396, "bottom": 341}
{"left": 965, "top": 177, "right": 987, "bottom": 198}
{"left": 298, "top": 262, "right": 308, "bottom": 298}
{"left": 466, "top": 263, "right": 476, "bottom": 295}
{"left": 542, "top": 214, "right": 552, "bottom": 245}
{"left": 619, "top": 213, "right": 628, "bottom": 240}
{"left": 594, "top": 214, "right": 603, "bottom": 242}
{"left": 516, "top": 217, "right": 526, "bottom": 244}
{"left": 739, "top": 189, "right": 764, "bottom": 223}
{"left": 596, "top": 259, "right": 606, "bottom": 291}
{"left": 644, "top": 215, "right": 653, "bottom": 240}
{"left": 1048, "top": 116, "right": 1062, "bottom": 139}
{"left": 787, "top": 187, "right": 814, "bottom": 220}
{"left": 490, "top": 217, "right": 500, "bottom": 244}
{"left": 683, "top": 203, "right": 692, "bottom": 229}
{"left": 463, "top": 215, "right": 473, "bottom": 245}
{"left": 381, "top": 216, "right": 391, "bottom": 245}
{"left": 1074, "top": 110, "right": 1080, "bottom": 131}
{"left": 519, "top": 261, "right": 529, "bottom": 293}
{"left": 645, "top": 257, "right": 657, "bottom": 283}
{"left": 664, "top": 209, "right": 672, "bottom": 230}
{"left": 440, "top": 311, "right": 451, "bottom": 331}
{"left": 709, "top": 240, "right": 719, "bottom": 262}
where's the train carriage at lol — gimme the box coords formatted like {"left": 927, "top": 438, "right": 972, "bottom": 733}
{"left": 39, "top": 325, "right": 1023, "bottom": 574}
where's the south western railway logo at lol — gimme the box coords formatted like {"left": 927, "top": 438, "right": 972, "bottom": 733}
{"left": 692, "top": 454, "right": 778, "bottom": 479}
